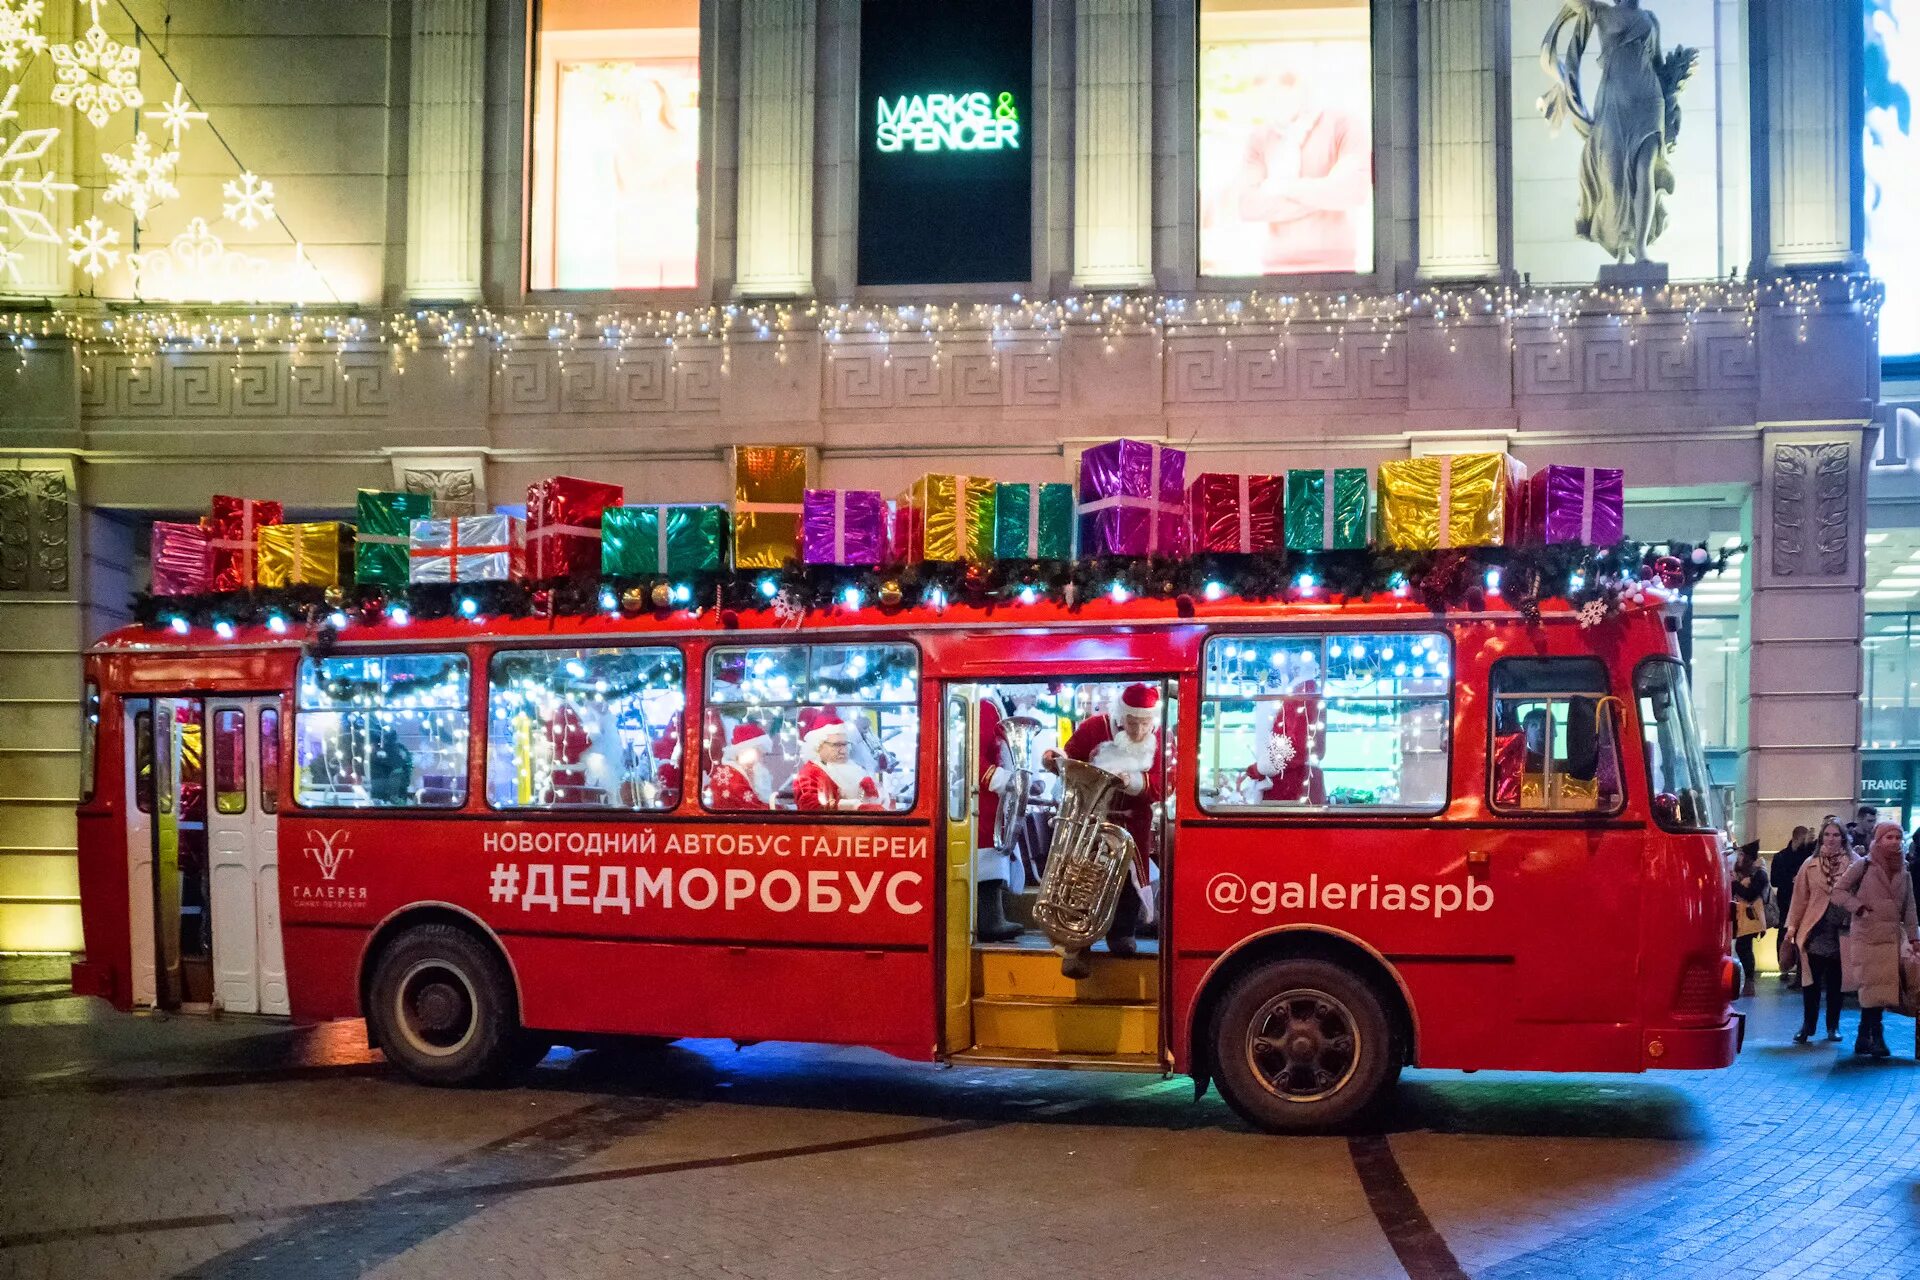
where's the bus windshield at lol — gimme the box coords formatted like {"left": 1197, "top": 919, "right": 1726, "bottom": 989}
{"left": 1634, "top": 659, "right": 1715, "bottom": 831}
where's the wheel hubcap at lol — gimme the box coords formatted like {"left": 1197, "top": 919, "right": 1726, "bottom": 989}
{"left": 395, "top": 961, "right": 478, "bottom": 1058}
{"left": 1246, "top": 988, "right": 1360, "bottom": 1104}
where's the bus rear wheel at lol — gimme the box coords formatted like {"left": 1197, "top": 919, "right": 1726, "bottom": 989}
{"left": 369, "top": 924, "right": 527, "bottom": 1087}
{"left": 1211, "top": 958, "right": 1397, "bottom": 1133}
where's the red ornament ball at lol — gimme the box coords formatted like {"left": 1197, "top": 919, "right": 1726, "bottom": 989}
{"left": 1654, "top": 555, "right": 1685, "bottom": 589}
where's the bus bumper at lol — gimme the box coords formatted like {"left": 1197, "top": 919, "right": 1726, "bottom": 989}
{"left": 1644, "top": 1014, "right": 1742, "bottom": 1070}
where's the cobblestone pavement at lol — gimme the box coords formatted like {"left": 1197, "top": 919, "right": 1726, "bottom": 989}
{"left": 2, "top": 955, "right": 1917, "bottom": 1280}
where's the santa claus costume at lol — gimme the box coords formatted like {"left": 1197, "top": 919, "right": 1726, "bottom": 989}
{"left": 1055, "top": 682, "right": 1163, "bottom": 969}
{"left": 792, "top": 711, "right": 883, "bottom": 812}
{"left": 708, "top": 723, "right": 774, "bottom": 810}
{"left": 974, "top": 696, "right": 1035, "bottom": 943}
{"left": 1240, "top": 675, "right": 1325, "bottom": 805}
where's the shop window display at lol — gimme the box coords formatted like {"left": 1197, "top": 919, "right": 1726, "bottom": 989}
{"left": 294, "top": 654, "right": 471, "bottom": 808}
{"left": 703, "top": 644, "right": 919, "bottom": 813}
{"left": 1199, "top": 632, "right": 1450, "bottom": 811}
{"left": 487, "top": 647, "right": 685, "bottom": 810}
{"left": 1488, "top": 658, "right": 1623, "bottom": 814}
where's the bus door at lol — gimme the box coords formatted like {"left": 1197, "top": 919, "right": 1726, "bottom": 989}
{"left": 205, "top": 697, "right": 288, "bottom": 1016}
{"left": 942, "top": 677, "right": 1168, "bottom": 1069}
{"left": 125, "top": 696, "right": 205, "bottom": 1008}
{"left": 122, "top": 698, "right": 157, "bottom": 1007}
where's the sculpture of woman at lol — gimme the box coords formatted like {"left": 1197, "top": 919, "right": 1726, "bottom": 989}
{"left": 1539, "top": 0, "right": 1697, "bottom": 264}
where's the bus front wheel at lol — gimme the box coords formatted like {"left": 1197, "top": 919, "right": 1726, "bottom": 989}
{"left": 368, "top": 924, "right": 528, "bottom": 1087}
{"left": 1210, "top": 958, "right": 1397, "bottom": 1133}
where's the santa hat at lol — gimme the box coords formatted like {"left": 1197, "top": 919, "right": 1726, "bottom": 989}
{"left": 1119, "top": 683, "right": 1160, "bottom": 720}
{"left": 801, "top": 709, "right": 851, "bottom": 751}
{"left": 723, "top": 722, "right": 770, "bottom": 760}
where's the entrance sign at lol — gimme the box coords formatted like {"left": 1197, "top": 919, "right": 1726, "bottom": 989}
{"left": 874, "top": 92, "right": 1021, "bottom": 153}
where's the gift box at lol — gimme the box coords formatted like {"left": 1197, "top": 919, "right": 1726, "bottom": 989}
{"left": 1076, "top": 439, "right": 1187, "bottom": 557}
{"left": 151, "top": 520, "right": 214, "bottom": 595}
{"left": 899, "top": 474, "right": 995, "bottom": 563}
{"left": 802, "top": 489, "right": 888, "bottom": 567}
{"left": 257, "top": 522, "right": 353, "bottom": 589}
{"left": 208, "top": 495, "right": 283, "bottom": 591}
{"left": 993, "top": 482, "right": 1076, "bottom": 560}
{"left": 526, "top": 476, "right": 624, "bottom": 579}
{"left": 1283, "top": 468, "right": 1370, "bottom": 551}
{"left": 1528, "top": 465, "right": 1625, "bottom": 546}
{"left": 883, "top": 499, "right": 918, "bottom": 568}
{"left": 408, "top": 513, "right": 525, "bottom": 583}
{"left": 1188, "top": 473, "right": 1282, "bottom": 554}
{"left": 1375, "top": 453, "right": 1528, "bottom": 550}
{"left": 730, "top": 445, "right": 815, "bottom": 570}
{"left": 602, "top": 504, "right": 729, "bottom": 576}
{"left": 354, "top": 490, "right": 433, "bottom": 587}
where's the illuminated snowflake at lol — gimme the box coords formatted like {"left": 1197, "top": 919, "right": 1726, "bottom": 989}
{"left": 0, "top": 85, "right": 76, "bottom": 246}
{"left": 128, "top": 217, "right": 277, "bottom": 303}
{"left": 143, "top": 83, "right": 206, "bottom": 150}
{"left": 0, "top": 237, "right": 24, "bottom": 283}
{"left": 49, "top": 21, "right": 143, "bottom": 127}
{"left": 1264, "top": 731, "right": 1296, "bottom": 775}
{"left": 67, "top": 214, "right": 119, "bottom": 277}
{"left": 102, "top": 131, "right": 179, "bottom": 225}
{"left": 220, "top": 171, "right": 275, "bottom": 230}
{"left": 0, "top": 0, "right": 47, "bottom": 74}
{"left": 1575, "top": 597, "right": 1611, "bottom": 629}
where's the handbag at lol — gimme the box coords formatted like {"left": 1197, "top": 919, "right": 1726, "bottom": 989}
{"left": 1898, "top": 944, "right": 1920, "bottom": 1019}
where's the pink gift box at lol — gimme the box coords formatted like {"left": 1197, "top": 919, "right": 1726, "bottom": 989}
{"left": 151, "top": 520, "right": 214, "bottom": 595}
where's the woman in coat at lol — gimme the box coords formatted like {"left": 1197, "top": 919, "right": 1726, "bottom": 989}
{"left": 1831, "top": 822, "right": 1920, "bottom": 1058}
{"left": 1782, "top": 820, "right": 1861, "bottom": 1044}
{"left": 1729, "top": 841, "right": 1769, "bottom": 998}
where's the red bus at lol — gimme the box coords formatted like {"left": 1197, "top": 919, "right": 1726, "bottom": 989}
{"left": 71, "top": 591, "right": 1739, "bottom": 1130}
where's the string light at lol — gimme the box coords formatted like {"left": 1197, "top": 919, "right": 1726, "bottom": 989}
{"left": 1204, "top": 580, "right": 1227, "bottom": 601}
{"left": 168, "top": 615, "right": 188, "bottom": 634}
{"left": 213, "top": 620, "right": 234, "bottom": 638}
{"left": 386, "top": 604, "right": 410, "bottom": 626}
{"left": 266, "top": 612, "right": 288, "bottom": 633}
{"left": 327, "top": 609, "right": 349, "bottom": 629}
{"left": 458, "top": 596, "right": 479, "bottom": 618}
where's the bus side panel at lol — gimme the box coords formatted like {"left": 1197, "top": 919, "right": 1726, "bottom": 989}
{"left": 72, "top": 696, "right": 130, "bottom": 1007}
{"left": 285, "top": 923, "right": 369, "bottom": 1022}
{"left": 1636, "top": 829, "right": 1739, "bottom": 1069}
{"left": 509, "top": 937, "right": 937, "bottom": 1060}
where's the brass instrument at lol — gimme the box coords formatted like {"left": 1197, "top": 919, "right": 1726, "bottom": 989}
{"left": 993, "top": 713, "right": 1039, "bottom": 851}
{"left": 1032, "top": 756, "right": 1138, "bottom": 950}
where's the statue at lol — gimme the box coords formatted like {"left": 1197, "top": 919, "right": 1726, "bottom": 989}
{"left": 1538, "top": 0, "right": 1698, "bottom": 265}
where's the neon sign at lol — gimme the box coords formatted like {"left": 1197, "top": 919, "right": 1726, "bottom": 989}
{"left": 874, "top": 91, "right": 1020, "bottom": 153}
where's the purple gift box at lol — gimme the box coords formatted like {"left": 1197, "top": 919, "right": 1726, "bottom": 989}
{"left": 1076, "top": 438, "right": 1187, "bottom": 557}
{"left": 801, "top": 489, "right": 887, "bottom": 567}
{"left": 1528, "top": 465, "right": 1624, "bottom": 546}
{"left": 152, "top": 520, "right": 214, "bottom": 595}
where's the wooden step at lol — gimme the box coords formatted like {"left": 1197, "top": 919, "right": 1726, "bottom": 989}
{"left": 949, "top": 1046, "right": 1165, "bottom": 1074}
{"left": 972, "top": 996, "right": 1159, "bottom": 1057}
{"left": 973, "top": 947, "right": 1158, "bottom": 1003}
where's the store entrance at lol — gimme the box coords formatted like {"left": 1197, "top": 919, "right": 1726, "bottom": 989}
{"left": 941, "top": 679, "right": 1171, "bottom": 1070}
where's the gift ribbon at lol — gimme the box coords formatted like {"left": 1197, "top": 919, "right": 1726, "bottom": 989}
{"left": 1237, "top": 474, "right": 1252, "bottom": 552}
{"left": 211, "top": 499, "right": 269, "bottom": 588}
{"left": 655, "top": 507, "right": 672, "bottom": 572}
{"left": 1026, "top": 484, "right": 1042, "bottom": 556}
{"left": 832, "top": 492, "right": 850, "bottom": 561}
{"left": 1579, "top": 468, "right": 1595, "bottom": 545}
{"left": 1436, "top": 458, "right": 1453, "bottom": 550}
{"left": 526, "top": 521, "right": 597, "bottom": 577}
{"left": 1321, "top": 469, "right": 1336, "bottom": 548}
{"left": 1078, "top": 447, "right": 1180, "bottom": 553}
{"left": 410, "top": 518, "right": 513, "bottom": 578}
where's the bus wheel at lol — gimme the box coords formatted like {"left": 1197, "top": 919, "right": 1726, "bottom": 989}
{"left": 1211, "top": 959, "right": 1396, "bottom": 1133}
{"left": 369, "top": 924, "right": 525, "bottom": 1087}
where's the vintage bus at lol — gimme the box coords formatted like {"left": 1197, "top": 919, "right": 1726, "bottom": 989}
{"left": 70, "top": 590, "right": 1739, "bottom": 1131}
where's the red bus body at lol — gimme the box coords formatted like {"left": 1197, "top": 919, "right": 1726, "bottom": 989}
{"left": 73, "top": 593, "right": 1740, "bottom": 1087}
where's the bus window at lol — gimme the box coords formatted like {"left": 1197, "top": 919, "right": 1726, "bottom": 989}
{"left": 487, "top": 647, "right": 685, "bottom": 810}
{"left": 1488, "top": 658, "right": 1623, "bottom": 814}
{"left": 134, "top": 708, "right": 153, "bottom": 813}
{"left": 79, "top": 681, "right": 100, "bottom": 802}
{"left": 704, "top": 643, "right": 920, "bottom": 813}
{"left": 1199, "top": 632, "right": 1450, "bottom": 812}
{"left": 212, "top": 710, "right": 247, "bottom": 814}
{"left": 259, "top": 709, "right": 280, "bottom": 814}
{"left": 294, "top": 653, "right": 471, "bottom": 808}
{"left": 1635, "top": 659, "right": 1715, "bottom": 831}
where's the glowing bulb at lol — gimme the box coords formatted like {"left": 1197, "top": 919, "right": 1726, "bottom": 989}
{"left": 841, "top": 586, "right": 864, "bottom": 609}
{"left": 1328, "top": 642, "right": 1343, "bottom": 658}
{"left": 670, "top": 583, "right": 692, "bottom": 605}
{"left": 599, "top": 588, "right": 618, "bottom": 613}
{"left": 1391, "top": 575, "right": 1410, "bottom": 598}
{"left": 267, "top": 613, "right": 288, "bottom": 634}
{"left": 565, "top": 659, "right": 587, "bottom": 679}
{"left": 168, "top": 616, "right": 189, "bottom": 634}
{"left": 1295, "top": 573, "right": 1317, "bottom": 594}
{"left": 328, "top": 610, "right": 350, "bottom": 629}
{"left": 1018, "top": 585, "right": 1039, "bottom": 605}
{"left": 458, "top": 597, "right": 479, "bottom": 618}
{"left": 1108, "top": 581, "right": 1131, "bottom": 604}
{"left": 1485, "top": 568, "right": 1502, "bottom": 592}
{"left": 1568, "top": 572, "right": 1586, "bottom": 592}
{"left": 926, "top": 586, "right": 948, "bottom": 610}
{"left": 758, "top": 578, "right": 779, "bottom": 599}
{"left": 1204, "top": 581, "right": 1226, "bottom": 601}
{"left": 213, "top": 620, "right": 234, "bottom": 638}
{"left": 387, "top": 605, "right": 410, "bottom": 626}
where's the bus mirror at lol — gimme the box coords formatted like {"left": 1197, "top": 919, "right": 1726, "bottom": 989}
{"left": 1652, "top": 792, "right": 1680, "bottom": 824}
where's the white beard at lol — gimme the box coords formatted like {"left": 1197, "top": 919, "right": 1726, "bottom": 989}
{"left": 1090, "top": 726, "right": 1158, "bottom": 776}
{"left": 721, "top": 760, "right": 771, "bottom": 800}
{"left": 819, "top": 758, "right": 873, "bottom": 798}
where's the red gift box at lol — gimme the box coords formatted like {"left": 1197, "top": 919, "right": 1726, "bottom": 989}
{"left": 1187, "top": 473, "right": 1282, "bottom": 553}
{"left": 525, "top": 476, "right": 625, "bottom": 579}
{"left": 208, "top": 496, "right": 283, "bottom": 591}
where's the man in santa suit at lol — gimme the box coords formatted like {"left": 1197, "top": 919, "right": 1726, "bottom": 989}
{"left": 649, "top": 712, "right": 683, "bottom": 804}
{"left": 974, "top": 695, "right": 1036, "bottom": 943}
{"left": 708, "top": 723, "right": 773, "bottom": 810}
{"left": 1044, "top": 682, "right": 1163, "bottom": 976}
{"left": 793, "top": 711, "right": 884, "bottom": 812}
{"left": 1240, "top": 653, "right": 1325, "bottom": 805}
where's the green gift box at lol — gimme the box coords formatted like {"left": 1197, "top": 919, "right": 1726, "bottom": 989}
{"left": 602, "top": 504, "right": 730, "bottom": 576}
{"left": 1284, "top": 468, "right": 1370, "bottom": 551}
{"left": 354, "top": 490, "right": 433, "bottom": 585}
{"left": 993, "top": 482, "right": 1076, "bottom": 559}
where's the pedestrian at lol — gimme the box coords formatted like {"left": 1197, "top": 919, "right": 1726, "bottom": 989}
{"left": 1771, "top": 826, "right": 1813, "bottom": 984}
{"left": 1908, "top": 826, "right": 1920, "bottom": 892}
{"left": 1730, "top": 841, "right": 1768, "bottom": 997}
{"left": 1781, "top": 820, "right": 1861, "bottom": 1045}
{"left": 1831, "top": 822, "right": 1919, "bottom": 1058}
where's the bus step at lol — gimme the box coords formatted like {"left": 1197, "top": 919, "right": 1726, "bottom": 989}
{"left": 972, "top": 948, "right": 1157, "bottom": 1003}
{"left": 949, "top": 1046, "right": 1165, "bottom": 1074}
{"left": 971, "top": 996, "right": 1159, "bottom": 1057}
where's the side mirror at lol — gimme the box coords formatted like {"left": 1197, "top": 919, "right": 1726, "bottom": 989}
{"left": 1652, "top": 792, "right": 1680, "bottom": 824}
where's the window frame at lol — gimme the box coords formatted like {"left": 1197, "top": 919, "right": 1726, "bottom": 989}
{"left": 1485, "top": 656, "right": 1627, "bottom": 820}
{"left": 292, "top": 651, "right": 473, "bottom": 812}
{"left": 1633, "top": 656, "right": 1719, "bottom": 834}
{"left": 699, "top": 640, "right": 925, "bottom": 818}
{"left": 211, "top": 708, "right": 248, "bottom": 816}
{"left": 259, "top": 707, "right": 281, "bottom": 816}
{"left": 483, "top": 643, "right": 688, "bottom": 814}
{"left": 1194, "top": 628, "right": 1453, "bottom": 818}
{"left": 79, "top": 680, "right": 100, "bottom": 802}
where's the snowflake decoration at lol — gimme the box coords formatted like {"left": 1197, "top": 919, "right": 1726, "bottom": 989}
{"left": 0, "top": 85, "right": 77, "bottom": 245}
{"left": 67, "top": 214, "right": 119, "bottom": 277}
{"left": 0, "top": 0, "right": 47, "bottom": 74}
{"left": 221, "top": 171, "right": 274, "bottom": 230}
{"left": 0, "top": 237, "right": 23, "bottom": 283}
{"left": 50, "top": 21, "right": 143, "bottom": 128}
{"left": 1575, "top": 598, "right": 1610, "bottom": 630}
{"left": 102, "top": 131, "right": 179, "bottom": 225}
{"left": 143, "top": 83, "right": 206, "bottom": 150}
{"left": 1265, "top": 731, "right": 1297, "bottom": 775}
{"left": 127, "top": 217, "right": 278, "bottom": 303}
{"left": 772, "top": 588, "right": 805, "bottom": 627}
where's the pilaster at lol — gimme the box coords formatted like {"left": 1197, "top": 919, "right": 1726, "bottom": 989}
{"left": 1416, "top": 0, "right": 1502, "bottom": 280}
{"left": 1072, "top": 0, "right": 1153, "bottom": 289}
{"left": 735, "top": 0, "right": 817, "bottom": 297}
{"left": 404, "top": 0, "right": 488, "bottom": 302}
{"left": 1757, "top": 0, "right": 1862, "bottom": 271}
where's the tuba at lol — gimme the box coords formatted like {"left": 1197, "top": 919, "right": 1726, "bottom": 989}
{"left": 993, "top": 714, "right": 1039, "bottom": 851}
{"left": 1032, "top": 757, "right": 1138, "bottom": 950}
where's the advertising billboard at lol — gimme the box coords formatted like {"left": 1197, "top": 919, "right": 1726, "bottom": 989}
{"left": 1868, "top": 0, "right": 1919, "bottom": 359}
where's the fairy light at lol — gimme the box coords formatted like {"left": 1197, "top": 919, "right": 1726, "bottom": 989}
{"left": 599, "top": 588, "right": 618, "bottom": 613}
{"left": 1204, "top": 580, "right": 1227, "bottom": 601}
{"left": 327, "top": 610, "right": 349, "bottom": 629}
{"left": 387, "top": 604, "right": 410, "bottom": 626}
{"left": 458, "top": 596, "right": 479, "bottom": 618}
{"left": 266, "top": 612, "right": 288, "bottom": 634}
{"left": 1485, "top": 568, "right": 1502, "bottom": 592}
{"left": 167, "top": 615, "right": 188, "bottom": 634}
{"left": 1017, "top": 585, "right": 1039, "bottom": 605}
{"left": 1108, "top": 581, "right": 1131, "bottom": 604}
{"left": 213, "top": 620, "right": 235, "bottom": 638}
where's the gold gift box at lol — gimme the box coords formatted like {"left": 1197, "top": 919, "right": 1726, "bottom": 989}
{"left": 730, "top": 445, "right": 816, "bottom": 570}
{"left": 256, "top": 521, "right": 353, "bottom": 588}
{"left": 903, "top": 473, "right": 996, "bottom": 562}
{"left": 1375, "top": 453, "right": 1527, "bottom": 550}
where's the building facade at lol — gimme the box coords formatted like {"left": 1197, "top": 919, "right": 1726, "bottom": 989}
{"left": 0, "top": 0, "right": 1882, "bottom": 951}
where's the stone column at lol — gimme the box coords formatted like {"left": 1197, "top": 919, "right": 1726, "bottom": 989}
{"left": 1742, "top": 428, "right": 1870, "bottom": 849}
{"left": 404, "top": 0, "right": 488, "bottom": 302}
{"left": 1416, "top": 0, "right": 1502, "bottom": 280}
{"left": 735, "top": 0, "right": 816, "bottom": 298}
{"left": 1072, "top": 0, "right": 1153, "bottom": 289}
{"left": 1757, "top": 0, "right": 1862, "bottom": 270}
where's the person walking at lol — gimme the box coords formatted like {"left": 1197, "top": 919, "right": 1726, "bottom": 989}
{"left": 1831, "top": 822, "right": 1919, "bottom": 1058}
{"left": 1782, "top": 820, "right": 1861, "bottom": 1045}
{"left": 1730, "top": 841, "right": 1769, "bottom": 998}
{"left": 1771, "top": 826, "right": 1813, "bottom": 985}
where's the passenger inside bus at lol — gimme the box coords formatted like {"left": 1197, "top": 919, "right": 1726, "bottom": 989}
{"left": 1488, "top": 658, "right": 1623, "bottom": 813}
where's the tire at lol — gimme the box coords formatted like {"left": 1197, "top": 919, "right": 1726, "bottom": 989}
{"left": 367, "top": 923, "right": 527, "bottom": 1087}
{"left": 1210, "top": 958, "right": 1398, "bottom": 1133}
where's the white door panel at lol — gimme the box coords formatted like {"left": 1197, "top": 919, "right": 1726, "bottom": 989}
{"left": 124, "top": 701, "right": 156, "bottom": 1009}
{"left": 205, "top": 697, "right": 286, "bottom": 1016}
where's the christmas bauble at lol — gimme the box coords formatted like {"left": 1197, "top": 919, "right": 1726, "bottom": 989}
{"left": 650, "top": 582, "right": 672, "bottom": 609}
{"left": 324, "top": 585, "right": 346, "bottom": 607}
{"left": 878, "top": 580, "right": 903, "bottom": 608}
{"left": 620, "top": 586, "right": 647, "bottom": 616}
{"left": 1655, "top": 555, "right": 1685, "bottom": 589}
